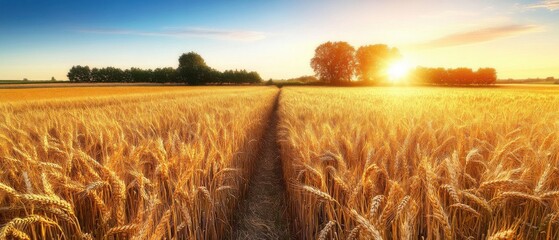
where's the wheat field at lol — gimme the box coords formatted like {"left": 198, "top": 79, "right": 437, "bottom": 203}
{"left": 0, "top": 86, "right": 278, "bottom": 239}
{"left": 1, "top": 85, "right": 559, "bottom": 239}
{"left": 0, "top": 86, "right": 225, "bottom": 102}
{"left": 277, "top": 86, "right": 559, "bottom": 239}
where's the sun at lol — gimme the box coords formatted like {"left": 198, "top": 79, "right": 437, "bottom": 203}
{"left": 387, "top": 60, "right": 410, "bottom": 82}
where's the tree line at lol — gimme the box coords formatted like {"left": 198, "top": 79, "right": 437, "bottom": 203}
{"left": 411, "top": 67, "right": 496, "bottom": 85}
{"left": 310, "top": 41, "right": 497, "bottom": 85}
{"left": 67, "top": 52, "right": 262, "bottom": 85}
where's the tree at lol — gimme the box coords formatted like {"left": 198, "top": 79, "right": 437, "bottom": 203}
{"left": 476, "top": 68, "right": 497, "bottom": 85}
{"left": 245, "top": 71, "right": 262, "bottom": 84}
{"left": 447, "top": 68, "right": 475, "bottom": 85}
{"left": 129, "top": 68, "right": 153, "bottom": 82}
{"left": 65, "top": 52, "right": 263, "bottom": 85}
{"left": 178, "top": 52, "right": 211, "bottom": 85}
{"left": 91, "top": 67, "right": 124, "bottom": 82}
{"left": 67, "top": 65, "right": 91, "bottom": 82}
{"left": 206, "top": 68, "right": 223, "bottom": 84}
{"left": 355, "top": 44, "right": 401, "bottom": 83}
{"left": 411, "top": 67, "right": 498, "bottom": 85}
{"left": 431, "top": 68, "right": 448, "bottom": 85}
{"left": 295, "top": 76, "right": 318, "bottom": 83}
{"left": 153, "top": 67, "right": 178, "bottom": 83}
{"left": 311, "top": 41, "right": 355, "bottom": 84}
{"left": 51, "top": 77, "right": 56, "bottom": 81}
{"left": 90, "top": 68, "right": 104, "bottom": 82}
{"left": 219, "top": 69, "right": 262, "bottom": 84}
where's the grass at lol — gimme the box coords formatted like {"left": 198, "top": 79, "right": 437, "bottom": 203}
{"left": 277, "top": 86, "right": 559, "bottom": 239}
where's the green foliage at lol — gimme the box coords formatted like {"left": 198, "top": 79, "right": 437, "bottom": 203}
{"left": 178, "top": 52, "right": 211, "bottom": 85}
{"left": 91, "top": 67, "right": 127, "bottom": 82}
{"left": 66, "top": 51, "right": 262, "bottom": 85}
{"left": 221, "top": 69, "right": 262, "bottom": 84}
{"left": 153, "top": 67, "right": 178, "bottom": 83}
{"left": 67, "top": 65, "right": 91, "bottom": 82}
{"left": 128, "top": 68, "right": 153, "bottom": 83}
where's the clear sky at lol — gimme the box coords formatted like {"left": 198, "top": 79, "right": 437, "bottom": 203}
{"left": 1, "top": 0, "right": 558, "bottom": 80}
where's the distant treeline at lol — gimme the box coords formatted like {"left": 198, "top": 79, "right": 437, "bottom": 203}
{"left": 310, "top": 41, "right": 498, "bottom": 86}
{"left": 67, "top": 52, "right": 262, "bottom": 85}
{"left": 499, "top": 77, "right": 558, "bottom": 84}
{"left": 272, "top": 75, "right": 319, "bottom": 84}
{"left": 411, "top": 67, "right": 497, "bottom": 85}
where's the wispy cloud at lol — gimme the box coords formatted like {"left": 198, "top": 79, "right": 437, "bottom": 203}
{"left": 420, "top": 10, "right": 479, "bottom": 19}
{"left": 79, "top": 27, "right": 266, "bottom": 41}
{"left": 526, "top": 0, "right": 559, "bottom": 11}
{"left": 414, "top": 24, "right": 542, "bottom": 49}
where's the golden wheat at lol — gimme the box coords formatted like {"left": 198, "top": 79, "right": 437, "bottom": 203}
{"left": 3, "top": 85, "right": 559, "bottom": 239}
{"left": 277, "top": 86, "right": 559, "bottom": 239}
{"left": 0, "top": 86, "right": 278, "bottom": 239}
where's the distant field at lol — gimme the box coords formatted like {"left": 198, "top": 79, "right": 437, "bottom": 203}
{"left": 498, "top": 79, "right": 558, "bottom": 85}
{"left": 0, "top": 85, "right": 253, "bottom": 102}
{"left": 0, "top": 80, "right": 62, "bottom": 84}
{"left": 0, "top": 82, "right": 177, "bottom": 88}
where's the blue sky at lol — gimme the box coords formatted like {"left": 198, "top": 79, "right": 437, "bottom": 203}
{"left": 0, "top": 0, "right": 558, "bottom": 80}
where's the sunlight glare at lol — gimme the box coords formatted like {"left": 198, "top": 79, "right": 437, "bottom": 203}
{"left": 387, "top": 60, "right": 410, "bottom": 82}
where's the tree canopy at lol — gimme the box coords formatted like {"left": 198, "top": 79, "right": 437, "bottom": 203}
{"left": 67, "top": 65, "right": 92, "bottom": 82}
{"left": 310, "top": 41, "right": 355, "bottom": 84}
{"left": 178, "top": 52, "right": 212, "bottom": 85}
{"left": 411, "top": 67, "right": 497, "bottom": 85}
{"left": 309, "top": 41, "right": 497, "bottom": 86}
{"left": 355, "top": 44, "right": 401, "bottom": 83}
{"left": 67, "top": 52, "right": 262, "bottom": 85}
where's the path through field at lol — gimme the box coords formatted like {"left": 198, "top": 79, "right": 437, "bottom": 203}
{"left": 233, "top": 91, "right": 291, "bottom": 239}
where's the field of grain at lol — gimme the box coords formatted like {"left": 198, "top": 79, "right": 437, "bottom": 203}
{"left": 277, "top": 86, "right": 559, "bottom": 239}
{"left": 0, "top": 85, "right": 236, "bottom": 102}
{"left": 1, "top": 85, "right": 559, "bottom": 240}
{"left": 0, "top": 86, "right": 278, "bottom": 239}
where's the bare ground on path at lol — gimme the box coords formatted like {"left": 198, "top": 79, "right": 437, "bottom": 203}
{"left": 233, "top": 91, "right": 291, "bottom": 239}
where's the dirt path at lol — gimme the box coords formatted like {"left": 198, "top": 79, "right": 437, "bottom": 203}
{"left": 233, "top": 91, "right": 290, "bottom": 239}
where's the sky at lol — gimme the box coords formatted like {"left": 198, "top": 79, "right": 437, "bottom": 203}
{"left": 0, "top": 0, "right": 558, "bottom": 80}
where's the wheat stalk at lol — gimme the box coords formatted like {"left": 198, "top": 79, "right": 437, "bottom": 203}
{"left": 487, "top": 229, "right": 515, "bottom": 240}
{"left": 441, "top": 184, "right": 460, "bottom": 203}
{"left": 346, "top": 226, "right": 361, "bottom": 240}
{"left": 449, "top": 203, "right": 480, "bottom": 217}
{"left": 349, "top": 209, "right": 382, "bottom": 240}
{"left": 301, "top": 185, "right": 337, "bottom": 203}
{"left": 318, "top": 220, "right": 336, "bottom": 240}
{"left": 0, "top": 182, "right": 19, "bottom": 198}
{"left": 368, "top": 195, "right": 384, "bottom": 219}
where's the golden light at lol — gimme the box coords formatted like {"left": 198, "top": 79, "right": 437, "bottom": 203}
{"left": 387, "top": 60, "right": 410, "bottom": 82}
